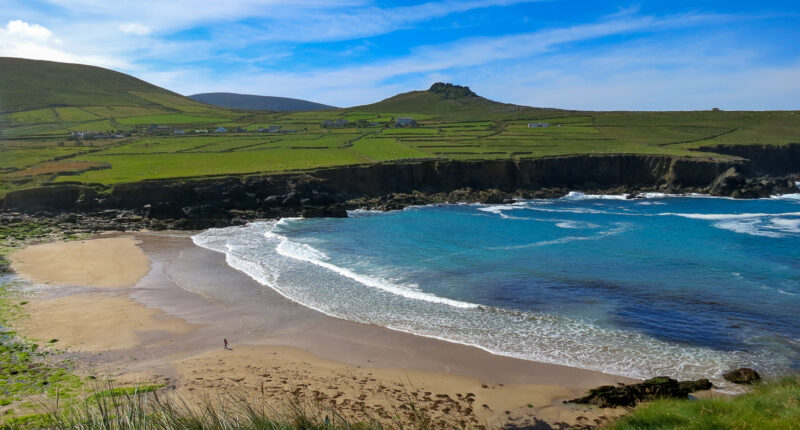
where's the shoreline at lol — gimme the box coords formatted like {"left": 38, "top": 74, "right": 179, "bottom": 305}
{"left": 5, "top": 232, "right": 637, "bottom": 428}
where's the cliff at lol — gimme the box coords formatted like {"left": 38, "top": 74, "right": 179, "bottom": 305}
{"left": 1, "top": 150, "right": 797, "bottom": 230}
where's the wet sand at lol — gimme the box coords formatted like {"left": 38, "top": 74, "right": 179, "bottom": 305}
{"left": 9, "top": 232, "right": 633, "bottom": 428}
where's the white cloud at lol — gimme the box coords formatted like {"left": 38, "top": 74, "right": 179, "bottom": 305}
{"left": 119, "top": 23, "right": 151, "bottom": 36}
{"left": 5, "top": 19, "right": 56, "bottom": 42}
{"left": 0, "top": 20, "right": 129, "bottom": 69}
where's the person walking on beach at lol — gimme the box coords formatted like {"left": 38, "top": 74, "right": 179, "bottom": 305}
{"left": 224, "top": 338, "right": 230, "bottom": 350}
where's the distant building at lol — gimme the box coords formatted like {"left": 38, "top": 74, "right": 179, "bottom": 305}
{"left": 395, "top": 117, "right": 417, "bottom": 127}
{"left": 214, "top": 127, "right": 228, "bottom": 133}
{"left": 194, "top": 129, "right": 209, "bottom": 134}
{"left": 174, "top": 129, "right": 185, "bottom": 135}
{"left": 712, "top": 107, "right": 721, "bottom": 112}
{"left": 268, "top": 125, "right": 281, "bottom": 133}
{"left": 322, "top": 119, "right": 350, "bottom": 128}
{"left": 528, "top": 122, "right": 550, "bottom": 128}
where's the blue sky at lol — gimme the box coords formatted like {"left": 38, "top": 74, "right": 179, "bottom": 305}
{"left": 1, "top": 0, "right": 799, "bottom": 109}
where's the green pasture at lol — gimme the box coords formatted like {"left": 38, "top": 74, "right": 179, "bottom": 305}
{"left": 116, "top": 113, "right": 231, "bottom": 126}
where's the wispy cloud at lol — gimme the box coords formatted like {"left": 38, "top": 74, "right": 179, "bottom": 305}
{"left": 1, "top": 1, "right": 798, "bottom": 109}
{"left": 141, "top": 11, "right": 737, "bottom": 104}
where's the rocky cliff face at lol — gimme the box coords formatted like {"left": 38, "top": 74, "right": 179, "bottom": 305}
{"left": 1, "top": 152, "right": 797, "bottom": 230}
{"left": 697, "top": 143, "right": 800, "bottom": 176}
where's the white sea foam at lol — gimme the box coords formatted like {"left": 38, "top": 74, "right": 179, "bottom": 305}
{"left": 265, "top": 226, "right": 479, "bottom": 310}
{"left": 713, "top": 220, "right": 785, "bottom": 238}
{"left": 771, "top": 218, "right": 800, "bottom": 233}
{"left": 555, "top": 221, "right": 599, "bottom": 229}
{"left": 191, "top": 215, "right": 789, "bottom": 385}
{"left": 489, "top": 222, "right": 630, "bottom": 250}
{"left": 662, "top": 211, "right": 800, "bottom": 220}
{"left": 564, "top": 191, "right": 629, "bottom": 200}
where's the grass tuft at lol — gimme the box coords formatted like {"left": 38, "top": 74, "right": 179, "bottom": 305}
{"left": 607, "top": 377, "right": 800, "bottom": 430}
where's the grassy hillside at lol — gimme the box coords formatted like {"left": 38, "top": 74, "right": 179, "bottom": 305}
{"left": 1, "top": 59, "right": 799, "bottom": 195}
{"left": 0, "top": 57, "right": 239, "bottom": 138}
{"left": 353, "top": 82, "right": 559, "bottom": 120}
{"left": 190, "top": 92, "right": 336, "bottom": 111}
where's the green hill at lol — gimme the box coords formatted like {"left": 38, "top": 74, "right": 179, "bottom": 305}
{"left": 189, "top": 92, "right": 335, "bottom": 111}
{"left": 351, "top": 82, "right": 559, "bottom": 119}
{"left": 0, "top": 57, "right": 216, "bottom": 113}
{"left": 0, "top": 57, "right": 238, "bottom": 137}
{"left": 0, "top": 58, "right": 799, "bottom": 196}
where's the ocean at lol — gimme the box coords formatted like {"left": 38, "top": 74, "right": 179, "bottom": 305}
{"left": 193, "top": 192, "right": 800, "bottom": 384}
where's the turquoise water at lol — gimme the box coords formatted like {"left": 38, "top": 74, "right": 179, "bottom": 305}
{"left": 193, "top": 192, "right": 800, "bottom": 384}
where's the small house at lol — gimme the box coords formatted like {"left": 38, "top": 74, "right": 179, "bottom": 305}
{"left": 194, "top": 129, "right": 209, "bottom": 134}
{"left": 528, "top": 122, "right": 550, "bottom": 128}
{"left": 174, "top": 129, "right": 185, "bottom": 135}
{"left": 334, "top": 119, "right": 349, "bottom": 127}
{"left": 268, "top": 126, "right": 281, "bottom": 133}
{"left": 214, "top": 127, "right": 228, "bottom": 133}
{"left": 395, "top": 117, "right": 417, "bottom": 127}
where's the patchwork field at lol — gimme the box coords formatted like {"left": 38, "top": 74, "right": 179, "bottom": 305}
{"left": 2, "top": 109, "right": 799, "bottom": 191}
{"left": 2, "top": 58, "right": 799, "bottom": 196}
{"left": 0, "top": 107, "right": 800, "bottom": 189}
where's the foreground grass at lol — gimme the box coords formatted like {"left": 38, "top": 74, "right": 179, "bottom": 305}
{"left": 607, "top": 377, "right": 800, "bottom": 430}
{"left": 1, "top": 386, "right": 444, "bottom": 430}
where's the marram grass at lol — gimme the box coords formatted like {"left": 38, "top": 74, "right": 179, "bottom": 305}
{"left": 607, "top": 377, "right": 800, "bottom": 430}
{"left": 0, "top": 381, "right": 454, "bottom": 430}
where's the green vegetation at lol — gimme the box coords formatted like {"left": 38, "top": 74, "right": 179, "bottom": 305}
{"left": 0, "top": 283, "right": 83, "bottom": 414}
{"left": 607, "top": 377, "right": 800, "bottom": 430}
{"left": 0, "top": 386, "right": 452, "bottom": 430}
{"left": 87, "top": 385, "right": 163, "bottom": 401}
{"left": 1, "top": 58, "right": 799, "bottom": 194}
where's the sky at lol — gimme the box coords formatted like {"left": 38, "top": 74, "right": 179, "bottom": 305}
{"left": 1, "top": 0, "right": 799, "bottom": 110}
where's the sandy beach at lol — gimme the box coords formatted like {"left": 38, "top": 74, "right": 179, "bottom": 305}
{"left": 8, "top": 232, "right": 634, "bottom": 428}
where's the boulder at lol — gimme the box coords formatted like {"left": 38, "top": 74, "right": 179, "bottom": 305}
{"left": 723, "top": 368, "right": 761, "bottom": 385}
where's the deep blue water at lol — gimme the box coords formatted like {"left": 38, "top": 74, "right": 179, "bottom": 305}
{"left": 194, "top": 192, "right": 800, "bottom": 383}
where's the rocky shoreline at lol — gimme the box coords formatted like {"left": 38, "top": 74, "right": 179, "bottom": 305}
{"left": 1, "top": 153, "right": 798, "bottom": 233}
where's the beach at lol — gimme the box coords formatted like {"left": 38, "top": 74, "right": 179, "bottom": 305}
{"left": 8, "top": 232, "right": 634, "bottom": 428}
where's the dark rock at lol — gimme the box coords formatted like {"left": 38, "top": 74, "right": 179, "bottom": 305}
{"left": 678, "top": 378, "right": 713, "bottom": 392}
{"left": 567, "top": 377, "right": 713, "bottom": 408}
{"left": 301, "top": 205, "right": 348, "bottom": 218}
{"left": 723, "top": 368, "right": 761, "bottom": 384}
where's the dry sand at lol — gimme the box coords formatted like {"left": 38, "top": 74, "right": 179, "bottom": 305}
{"left": 172, "top": 345, "right": 624, "bottom": 428}
{"left": 8, "top": 233, "right": 631, "bottom": 428}
{"left": 19, "top": 294, "right": 195, "bottom": 352}
{"left": 10, "top": 237, "right": 150, "bottom": 288}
